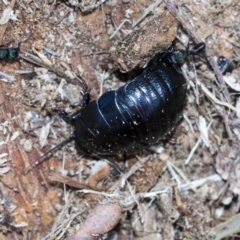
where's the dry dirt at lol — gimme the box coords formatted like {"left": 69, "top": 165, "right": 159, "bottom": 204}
{"left": 0, "top": 0, "right": 240, "bottom": 239}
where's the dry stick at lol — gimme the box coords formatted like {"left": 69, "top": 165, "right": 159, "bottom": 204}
{"left": 205, "top": 61, "right": 232, "bottom": 139}
{"left": 55, "top": 9, "right": 71, "bottom": 26}
{"left": 82, "top": 51, "right": 110, "bottom": 57}
{"left": 0, "top": 0, "right": 17, "bottom": 44}
{"left": 164, "top": 0, "right": 231, "bottom": 102}
{"left": 44, "top": 210, "right": 84, "bottom": 240}
{"left": 48, "top": 173, "right": 94, "bottom": 190}
{"left": 219, "top": 94, "right": 233, "bottom": 139}
{"left": 165, "top": 0, "right": 232, "bottom": 139}
{"left": 19, "top": 51, "right": 82, "bottom": 86}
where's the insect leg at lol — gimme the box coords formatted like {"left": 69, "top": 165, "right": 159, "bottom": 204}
{"left": 189, "top": 42, "right": 206, "bottom": 55}
{"left": 53, "top": 108, "right": 71, "bottom": 123}
{"left": 24, "top": 135, "right": 75, "bottom": 174}
{"left": 81, "top": 91, "right": 90, "bottom": 109}
{"left": 105, "top": 157, "right": 125, "bottom": 174}
{"left": 70, "top": 90, "right": 90, "bottom": 120}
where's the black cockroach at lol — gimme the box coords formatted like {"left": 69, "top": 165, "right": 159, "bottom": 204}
{"left": 0, "top": 41, "right": 20, "bottom": 61}
{"left": 24, "top": 42, "right": 205, "bottom": 173}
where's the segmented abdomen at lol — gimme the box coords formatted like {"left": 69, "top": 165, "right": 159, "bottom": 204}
{"left": 74, "top": 54, "right": 187, "bottom": 155}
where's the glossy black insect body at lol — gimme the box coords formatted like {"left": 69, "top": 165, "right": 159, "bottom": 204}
{"left": 0, "top": 41, "right": 20, "bottom": 61}
{"left": 72, "top": 43, "right": 205, "bottom": 155}
{"left": 74, "top": 58, "right": 186, "bottom": 155}
{"left": 25, "top": 42, "right": 205, "bottom": 173}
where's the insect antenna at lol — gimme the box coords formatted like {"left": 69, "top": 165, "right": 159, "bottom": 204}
{"left": 24, "top": 135, "right": 75, "bottom": 175}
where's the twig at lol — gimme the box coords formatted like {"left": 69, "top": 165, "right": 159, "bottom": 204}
{"left": 200, "top": 82, "right": 238, "bottom": 140}
{"left": 55, "top": 9, "right": 71, "bottom": 26}
{"left": 82, "top": 51, "right": 110, "bottom": 57}
{"left": 207, "top": 56, "right": 231, "bottom": 103}
{"left": 132, "top": 0, "right": 163, "bottom": 27}
{"left": 110, "top": 19, "right": 132, "bottom": 39}
{"left": 165, "top": 0, "right": 233, "bottom": 139}
{"left": 19, "top": 51, "right": 82, "bottom": 86}
{"left": 168, "top": 161, "right": 198, "bottom": 192}
{"left": 184, "top": 119, "right": 212, "bottom": 165}
{"left": 219, "top": 94, "right": 233, "bottom": 140}
{"left": 43, "top": 210, "right": 84, "bottom": 240}
{"left": 164, "top": 0, "right": 231, "bottom": 103}
{"left": 0, "top": 71, "right": 15, "bottom": 82}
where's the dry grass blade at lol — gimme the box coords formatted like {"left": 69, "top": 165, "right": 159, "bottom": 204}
{"left": 19, "top": 51, "right": 82, "bottom": 86}
{"left": 164, "top": 0, "right": 233, "bottom": 140}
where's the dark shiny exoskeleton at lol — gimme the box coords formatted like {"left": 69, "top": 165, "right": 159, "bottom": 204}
{"left": 25, "top": 42, "right": 206, "bottom": 173}
{"left": 218, "top": 56, "right": 234, "bottom": 75}
{"left": 0, "top": 41, "right": 20, "bottom": 61}
{"left": 70, "top": 43, "right": 206, "bottom": 155}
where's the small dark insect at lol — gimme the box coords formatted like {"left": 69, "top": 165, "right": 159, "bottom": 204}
{"left": 169, "top": 42, "right": 205, "bottom": 64}
{"left": 0, "top": 41, "right": 20, "bottom": 61}
{"left": 218, "top": 56, "right": 234, "bottom": 75}
{"left": 25, "top": 42, "right": 205, "bottom": 173}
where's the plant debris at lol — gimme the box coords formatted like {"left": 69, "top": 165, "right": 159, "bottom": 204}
{"left": 0, "top": 0, "right": 239, "bottom": 239}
